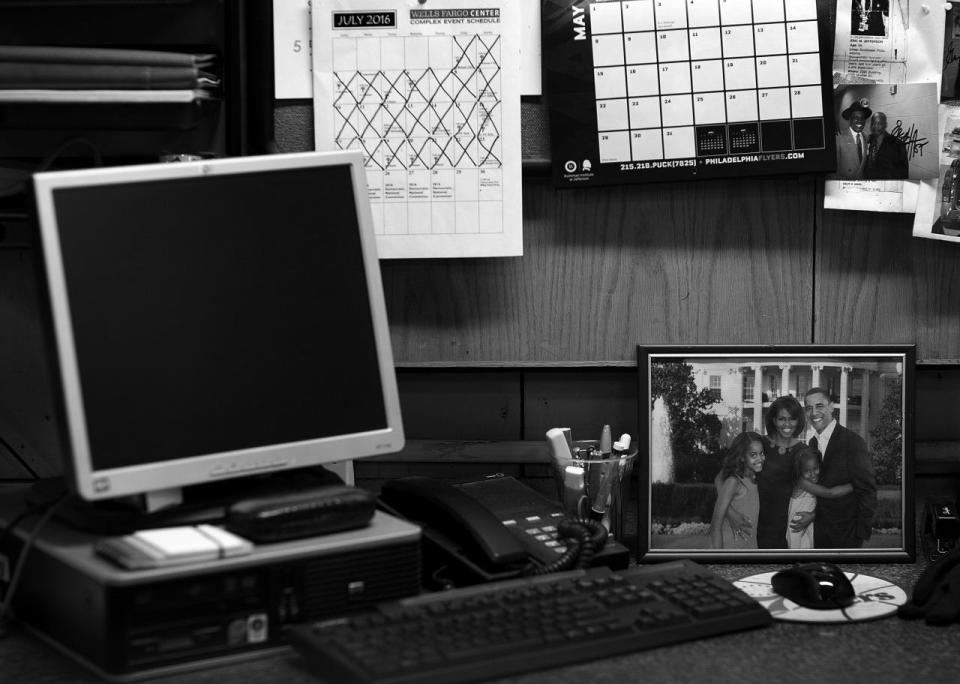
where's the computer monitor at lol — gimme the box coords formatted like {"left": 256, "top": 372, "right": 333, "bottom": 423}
{"left": 30, "top": 150, "right": 403, "bottom": 513}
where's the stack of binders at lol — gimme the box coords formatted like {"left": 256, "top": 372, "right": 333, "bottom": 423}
{"left": 0, "top": 45, "right": 219, "bottom": 102}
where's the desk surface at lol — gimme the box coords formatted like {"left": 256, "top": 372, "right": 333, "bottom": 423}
{"left": 3, "top": 559, "right": 959, "bottom": 684}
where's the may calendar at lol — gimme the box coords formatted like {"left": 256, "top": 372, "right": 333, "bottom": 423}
{"left": 543, "top": 0, "right": 836, "bottom": 186}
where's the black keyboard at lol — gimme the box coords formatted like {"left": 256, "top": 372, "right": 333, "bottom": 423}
{"left": 287, "top": 560, "right": 772, "bottom": 683}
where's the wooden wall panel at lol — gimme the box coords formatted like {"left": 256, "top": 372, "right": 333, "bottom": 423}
{"left": 0, "top": 248, "right": 63, "bottom": 478}
{"left": 915, "top": 368, "right": 960, "bottom": 440}
{"left": 395, "top": 367, "right": 637, "bottom": 442}
{"left": 396, "top": 370, "right": 522, "bottom": 440}
{"left": 816, "top": 209, "right": 960, "bottom": 361}
{"left": 382, "top": 175, "right": 816, "bottom": 364}
{"left": 522, "top": 368, "right": 639, "bottom": 443}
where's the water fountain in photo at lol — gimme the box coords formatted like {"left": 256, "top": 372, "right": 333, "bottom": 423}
{"left": 651, "top": 396, "right": 674, "bottom": 484}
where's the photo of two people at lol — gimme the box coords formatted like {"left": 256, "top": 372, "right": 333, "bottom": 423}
{"left": 831, "top": 83, "right": 939, "bottom": 183}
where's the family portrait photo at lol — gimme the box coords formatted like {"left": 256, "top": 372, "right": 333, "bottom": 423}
{"left": 639, "top": 346, "right": 915, "bottom": 561}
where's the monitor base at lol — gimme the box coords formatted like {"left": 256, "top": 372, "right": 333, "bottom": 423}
{"left": 25, "top": 466, "right": 345, "bottom": 534}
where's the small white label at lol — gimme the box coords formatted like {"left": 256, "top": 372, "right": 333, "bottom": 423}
{"left": 247, "top": 613, "right": 268, "bottom": 643}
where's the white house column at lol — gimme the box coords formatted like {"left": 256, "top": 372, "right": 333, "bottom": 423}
{"left": 811, "top": 364, "right": 822, "bottom": 389}
{"left": 753, "top": 364, "right": 764, "bottom": 429}
{"left": 738, "top": 367, "right": 748, "bottom": 426}
{"left": 839, "top": 365, "right": 850, "bottom": 427}
{"left": 862, "top": 369, "right": 871, "bottom": 448}
{"left": 780, "top": 364, "right": 792, "bottom": 398}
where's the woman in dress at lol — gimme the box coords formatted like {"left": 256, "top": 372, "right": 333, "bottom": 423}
{"left": 710, "top": 431, "right": 765, "bottom": 549}
{"left": 756, "top": 395, "right": 807, "bottom": 549}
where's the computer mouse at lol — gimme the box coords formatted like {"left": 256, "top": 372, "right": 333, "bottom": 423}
{"left": 771, "top": 562, "right": 856, "bottom": 609}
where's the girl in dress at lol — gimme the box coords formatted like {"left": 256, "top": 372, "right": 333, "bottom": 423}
{"left": 786, "top": 446, "right": 854, "bottom": 549}
{"left": 710, "top": 431, "right": 765, "bottom": 549}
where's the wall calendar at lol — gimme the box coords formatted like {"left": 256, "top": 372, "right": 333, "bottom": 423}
{"left": 543, "top": 0, "right": 837, "bottom": 186}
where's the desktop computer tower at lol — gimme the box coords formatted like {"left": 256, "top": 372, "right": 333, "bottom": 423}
{"left": 0, "top": 489, "right": 421, "bottom": 681}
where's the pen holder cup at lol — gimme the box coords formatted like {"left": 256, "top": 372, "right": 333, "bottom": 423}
{"left": 551, "top": 440, "right": 638, "bottom": 543}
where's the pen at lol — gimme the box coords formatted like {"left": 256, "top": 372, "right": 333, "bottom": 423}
{"left": 592, "top": 434, "right": 632, "bottom": 520}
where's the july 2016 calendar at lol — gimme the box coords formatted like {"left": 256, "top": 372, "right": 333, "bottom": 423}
{"left": 312, "top": 0, "right": 522, "bottom": 259}
{"left": 543, "top": 0, "right": 836, "bottom": 186}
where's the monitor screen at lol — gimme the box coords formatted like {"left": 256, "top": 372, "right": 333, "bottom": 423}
{"left": 31, "top": 151, "right": 403, "bottom": 503}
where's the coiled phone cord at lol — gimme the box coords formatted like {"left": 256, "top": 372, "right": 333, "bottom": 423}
{"left": 526, "top": 518, "right": 609, "bottom": 576}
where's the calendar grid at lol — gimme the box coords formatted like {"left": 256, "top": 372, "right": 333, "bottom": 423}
{"left": 589, "top": 0, "right": 824, "bottom": 164}
{"left": 543, "top": 0, "right": 834, "bottom": 185}
{"left": 331, "top": 34, "right": 506, "bottom": 237}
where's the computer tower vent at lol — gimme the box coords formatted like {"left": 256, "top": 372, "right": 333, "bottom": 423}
{"left": 300, "top": 540, "right": 420, "bottom": 617}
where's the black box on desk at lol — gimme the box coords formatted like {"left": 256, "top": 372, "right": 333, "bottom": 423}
{"left": 0, "top": 489, "right": 420, "bottom": 682}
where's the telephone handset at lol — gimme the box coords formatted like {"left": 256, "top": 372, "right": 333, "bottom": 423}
{"left": 379, "top": 476, "right": 528, "bottom": 570}
{"left": 378, "top": 476, "right": 616, "bottom": 588}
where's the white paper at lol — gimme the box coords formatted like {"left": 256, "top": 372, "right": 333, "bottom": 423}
{"left": 520, "top": 0, "right": 541, "bottom": 96}
{"left": 134, "top": 527, "right": 220, "bottom": 556}
{"left": 833, "top": 0, "right": 910, "bottom": 84}
{"left": 826, "top": 178, "right": 919, "bottom": 212}
{"left": 825, "top": 0, "right": 946, "bottom": 212}
{"left": 912, "top": 104, "right": 960, "bottom": 241}
{"left": 274, "top": 0, "right": 314, "bottom": 99}
{"left": 912, "top": 179, "right": 943, "bottom": 236}
{"left": 312, "top": 0, "right": 522, "bottom": 258}
{"left": 277, "top": 0, "right": 540, "bottom": 98}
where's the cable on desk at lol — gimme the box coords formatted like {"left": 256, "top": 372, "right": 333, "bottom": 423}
{"left": 36, "top": 136, "right": 103, "bottom": 171}
{"left": 0, "top": 435, "right": 39, "bottom": 480}
{"left": 0, "top": 492, "right": 68, "bottom": 638}
{"left": 0, "top": 488, "right": 65, "bottom": 559}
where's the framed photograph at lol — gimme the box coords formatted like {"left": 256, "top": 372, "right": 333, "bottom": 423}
{"left": 638, "top": 345, "right": 915, "bottom": 562}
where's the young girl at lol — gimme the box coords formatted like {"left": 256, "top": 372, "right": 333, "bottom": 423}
{"left": 710, "top": 432, "right": 765, "bottom": 549}
{"left": 787, "top": 446, "right": 854, "bottom": 549}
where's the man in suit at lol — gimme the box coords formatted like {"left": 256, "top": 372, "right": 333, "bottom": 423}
{"left": 836, "top": 101, "right": 871, "bottom": 179}
{"left": 864, "top": 112, "right": 909, "bottom": 180}
{"left": 798, "top": 387, "right": 878, "bottom": 548}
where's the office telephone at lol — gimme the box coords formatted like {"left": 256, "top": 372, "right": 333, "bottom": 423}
{"left": 378, "top": 475, "right": 628, "bottom": 589}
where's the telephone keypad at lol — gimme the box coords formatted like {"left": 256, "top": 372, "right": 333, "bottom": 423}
{"left": 503, "top": 511, "right": 569, "bottom": 561}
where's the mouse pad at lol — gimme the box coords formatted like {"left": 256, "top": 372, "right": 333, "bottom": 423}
{"left": 734, "top": 571, "right": 907, "bottom": 623}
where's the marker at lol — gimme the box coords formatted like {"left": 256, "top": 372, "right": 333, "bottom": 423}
{"left": 590, "top": 462, "right": 618, "bottom": 519}
{"left": 599, "top": 424, "right": 612, "bottom": 458}
{"left": 559, "top": 427, "right": 574, "bottom": 450}
{"left": 562, "top": 463, "right": 585, "bottom": 517}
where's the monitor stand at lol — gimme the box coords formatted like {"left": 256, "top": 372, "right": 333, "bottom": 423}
{"left": 25, "top": 466, "right": 345, "bottom": 535}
